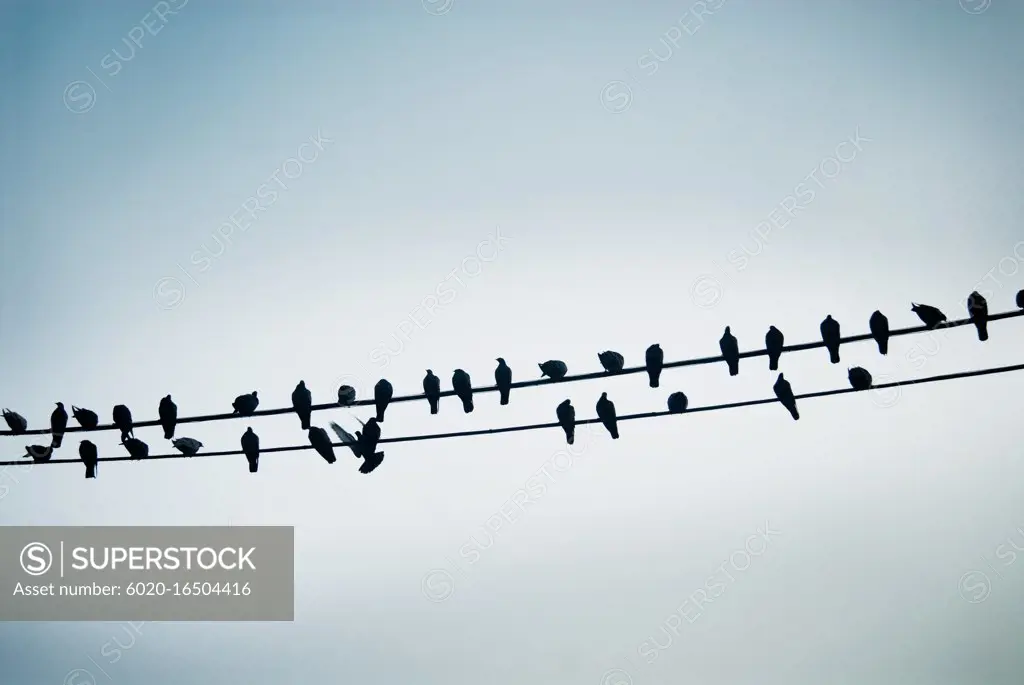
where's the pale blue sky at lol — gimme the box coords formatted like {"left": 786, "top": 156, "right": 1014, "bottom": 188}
{"left": 2, "top": 1, "right": 1024, "bottom": 683}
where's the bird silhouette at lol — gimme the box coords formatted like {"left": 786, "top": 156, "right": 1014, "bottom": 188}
{"left": 720, "top": 327, "right": 740, "bottom": 376}
{"left": 645, "top": 344, "right": 664, "bottom": 388}
{"left": 848, "top": 367, "right": 872, "bottom": 391}
{"left": 667, "top": 391, "right": 688, "bottom": 413}
{"left": 765, "top": 326, "right": 784, "bottom": 371}
{"left": 292, "top": 381, "right": 313, "bottom": 429}
{"left": 773, "top": 373, "right": 799, "bottom": 421}
{"left": 869, "top": 311, "right": 889, "bottom": 355}
{"left": 337, "top": 385, "right": 357, "bottom": 406}
{"left": 495, "top": 358, "right": 512, "bottom": 405}
{"left": 172, "top": 437, "right": 203, "bottom": 457}
{"left": 596, "top": 392, "right": 619, "bottom": 439}
{"left": 359, "top": 450, "right": 385, "bottom": 475}
{"left": 598, "top": 351, "right": 625, "bottom": 373}
{"left": 967, "top": 291, "right": 989, "bottom": 341}
{"left": 112, "top": 404, "right": 134, "bottom": 441}
{"left": 423, "top": 370, "right": 441, "bottom": 414}
{"left": 25, "top": 444, "right": 52, "bottom": 462}
{"left": 72, "top": 406, "right": 98, "bottom": 430}
{"left": 79, "top": 440, "right": 98, "bottom": 479}
{"left": 911, "top": 302, "right": 947, "bottom": 329}
{"left": 232, "top": 392, "right": 259, "bottom": 416}
{"left": 329, "top": 421, "right": 363, "bottom": 458}
{"left": 820, "top": 315, "right": 841, "bottom": 364}
{"left": 356, "top": 417, "right": 381, "bottom": 457}
{"left": 539, "top": 360, "right": 568, "bottom": 380}
{"left": 2, "top": 409, "right": 27, "bottom": 434}
{"left": 452, "top": 369, "right": 474, "bottom": 413}
{"left": 122, "top": 437, "right": 149, "bottom": 460}
{"left": 308, "top": 426, "right": 336, "bottom": 464}
{"left": 374, "top": 379, "right": 393, "bottom": 422}
{"left": 158, "top": 395, "right": 177, "bottom": 440}
{"left": 50, "top": 402, "right": 68, "bottom": 448}
{"left": 555, "top": 399, "right": 575, "bottom": 445}
{"left": 1017, "top": 289, "right": 1024, "bottom": 309}
{"left": 241, "top": 427, "right": 260, "bottom": 473}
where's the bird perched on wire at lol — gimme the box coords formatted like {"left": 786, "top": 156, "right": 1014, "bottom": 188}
{"left": 773, "top": 373, "right": 799, "bottom": 421}
{"left": 765, "top": 326, "right": 784, "bottom": 371}
{"left": 329, "top": 421, "right": 363, "bottom": 459}
{"left": 667, "top": 391, "right": 688, "bottom": 414}
{"left": 374, "top": 379, "right": 393, "bottom": 422}
{"left": 112, "top": 404, "right": 134, "bottom": 442}
{"left": 159, "top": 395, "right": 177, "bottom": 440}
{"left": 423, "top": 370, "right": 441, "bottom": 415}
{"left": 555, "top": 399, "right": 575, "bottom": 445}
{"left": 337, "top": 385, "right": 357, "bottom": 406}
{"left": 2, "top": 409, "right": 27, "bottom": 434}
{"left": 308, "top": 426, "right": 336, "bottom": 464}
{"left": 598, "top": 351, "right": 625, "bottom": 373}
{"left": 911, "top": 302, "right": 946, "bottom": 329}
{"left": 720, "top": 327, "right": 740, "bottom": 377}
{"left": 539, "top": 360, "right": 568, "bottom": 381}
{"left": 72, "top": 406, "right": 98, "bottom": 430}
{"left": 292, "top": 381, "right": 313, "bottom": 430}
{"left": 452, "top": 369, "right": 474, "bottom": 413}
{"left": 645, "top": 344, "right": 663, "bottom": 388}
{"left": 869, "top": 311, "right": 889, "bottom": 355}
{"left": 24, "top": 444, "right": 52, "bottom": 463}
{"left": 596, "top": 392, "right": 619, "bottom": 439}
{"left": 495, "top": 358, "right": 512, "bottom": 406}
{"left": 122, "top": 437, "right": 149, "bottom": 460}
{"left": 171, "top": 437, "right": 203, "bottom": 457}
{"left": 356, "top": 417, "right": 382, "bottom": 458}
{"left": 848, "top": 367, "right": 872, "bottom": 391}
{"left": 79, "top": 440, "right": 98, "bottom": 479}
{"left": 232, "top": 392, "right": 259, "bottom": 417}
{"left": 820, "top": 315, "right": 841, "bottom": 364}
{"left": 967, "top": 291, "right": 989, "bottom": 342}
{"left": 50, "top": 402, "right": 68, "bottom": 448}
{"left": 241, "top": 427, "right": 260, "bottom": 473}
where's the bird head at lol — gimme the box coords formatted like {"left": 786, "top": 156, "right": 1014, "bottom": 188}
{"left": 601, "top": 392, "right": 608, "bottom": 399}
{"left": 252, "top": 391, "right": 258, "bottom": 397}
{"left": 426, "top": 369, "right": 433, "bottom": 375}
{"left": 298, "top": 381, "right": 305, "bottom": 388}
{"left": 778, "top": 373, "right": 785, "bottom": 381}
{"left": 55, "top": 402, "right": 63, "bottom": 408}
{"left": 724, "top": 326, "right": 731, "bottom": 334}
{"left": 911, "top": 303, "right": 920, "bottom": 311}
{"left": 496, "top": 358, "right": 505, "bottom": 364}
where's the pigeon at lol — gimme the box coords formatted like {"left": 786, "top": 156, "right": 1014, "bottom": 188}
{"left": 308, "top": 426, "right": 336, "bottom": 464}
{"left": 158, "top": 395, "right": 177, "bottom": 440}
{"left": 452, "top": 369, "right": 474, "bottom": 413}
{"left": 72, "top": 406, "right": 99, "bottom": 429}
{"left": 869, "top": 310, "right": 889, "bottom": 355}
{"left": 820, "top": 315, "right": 841, "bottom": 364}
{"left": 122, "top": 437, "right": 149, "bottom": 460}
{"left": 773, "top": 373, "right": 799, "bottom": 421}
{"left": 667, "top": 391, "right": 688, "bottom": 414}
{"left": 598, "top": 351, "right": 625, "bottom": 373}
{"left": 171, "top": 437, "right": 203, "bottom": 457}
{"left": 912, "top": 302, "right": 947, "bottom": 329}
{"left": 292, "top": 381, "right": 313, "bottom": 430}
{"left": 79, "top": 440, "right": 98, "bottom": 479}
{"left": 848, "top": 367, "right": 872, "bottom": 391}
{"left": 423, "top": 370, "right": 441, "bottom": 414}
{"left": 329, "top": 421, "right": 363, "bottom": 459}
{"left": 1017, "top": 289, "right": 1024, "bottom": 309}
{"left": 555, "top": 399, "right": 575, "bottom": 445}
{"left": 765, "top": 326, "right": 784, "bottom": 371}
{"left": 595, "top": 392, "right": 618, "bottom": 439}
{"left": 359, "top": 450, "right": 385, "bottom": 474}
{"left": 232, "top": 391, "right": 259, "bottom": 416}
{"left": 112, "top": 404, "right": 134, "bottom": 442}
{"left": 356, "top": 417, "right": 381, "bottom": 457}
{"left": 2, "top": 409, "right": 27, "bottom": 434}
{"left": 720, "top": 327, "right": 740, "bottom": 376}
{"left": 25, "top": 444, "right": 52, "bottom": 462}
{"left": 967, "top": 291, "right": 988, "bottom": 342}
{"left": 50, "top": 402, "right": 68, "bottom": 448}
{"left": 337, "top": 385, "right": 357, "bottom": 406}
{"left": 539, "top": 360, "right": 568, "bottom": 381}
{"left": 495, "top": 358, "right": 512, "bottom": 406}
{"left": 241, "top": 427, "right": 260, "bottom": 473}
{"left": 645, "top": 344, "right": 664, "bottom": 388}
{"left": 374, "top": 379, "right": 393, "bottom": 422}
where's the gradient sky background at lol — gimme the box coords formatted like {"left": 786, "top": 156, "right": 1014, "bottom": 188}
{"left": 2, "top": 0, "right": 1024, "bottom": 683}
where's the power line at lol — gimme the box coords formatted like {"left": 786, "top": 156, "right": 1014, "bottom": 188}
{"left": 2, "top": 307, "right": 1020, "bottom": 438}
{"left": 4, "top": 361, "right": 1022, "bottom": 468}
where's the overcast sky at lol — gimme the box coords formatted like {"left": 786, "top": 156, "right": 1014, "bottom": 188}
{"left": 2, "top": 0, "right": 1024, "bottom": 683}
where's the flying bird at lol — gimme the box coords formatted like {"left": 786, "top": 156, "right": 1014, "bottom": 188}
{"left": 241, "top": 427, "right": 260, "bottom": 473}
{"left": 967, "top": 291, "right": 989, "bottom": 341}
{"left": 1017, "top": 289, "right": 1024, "bottom": 309}
{"left": 307, "top": 427, "right": 336, "bottom": 464}
{"left": 598, "top": 350, "right": 625, "bottom": 373}
{"left": 555, "top": 399, "right": 575, "bottom": 445}
{"left": 452, "top": 369, "right": 474, "bottom": 413}
{"left": 667, "top": 391, "right": 688, "bottom": 414}
{"left": 356, "top": 417, "right": 382, "bottom": 457}
{"left": 232, "top": 392, "right": 259, "bottom": 416}
{"left": 495, "top": 358, "right": 512, "bottom": 405}
{"left": 329, "top": 421, "right": 363, "bottom": 459}
{"left": 645, "top": 344, "right": 664, "bottom": 388}
{"left": 72, "top": 406, "right": 98, "bottom": 430}
{"left": 337, "top": 385, "right": 357, "bottom": 406}
{"left": 158, "top": 395, "right": 177, "bottom": 439}
{"left": 848, "top": 367, "right": 872, "bottom": 391}
{"left": 869, "top": 310, "right": 889, "bottom": 355}
{"left": 719, "top": 327, "right": 739, "bottom": 376}
{"left": 911, "top": 302, "right": 947, "bottom": 329}
{"left": 539, "top": 360, "right": 568, "bottom": 380}
{"left": 374, "top": 379, "right": 393, "bottom": 422}
{"left": 292, "top": 381, "right": 313, "bottom": 429}
{"left": 773, "top": 373, "right": 799, "bottom": 421}
{"left": 79, "top": 440, "right": 98, "bottom": 479}
{"left": 765, "top": 326, "right": 784, "bottom": 371}
{"left": 2, "top": 409, "right": 27, "bottom": 434}
{"left": 359, "top": 450, "right": 385, "bottom": 474}
{"left": 171, "top": 437, "right": 203, "bottom": 457}
{"left": 122, "top": 437, "right": 149, "bottom": 460}
{"left": 423, "top": 370, "right": 441, "bottom": 414}
{"left": 820, "top": 315, "right": 841, "bottom": 364}
{"left": 50, "top": 402, "right": 68, "bottom": 448}
{"left": 595, "top": 392, "right": 619, "bottom": 439}
{"left": 24, "top": 444, "right": 52, "bottom": 462}
{"left": 112, "top": 404, "right": 134, "bottom": 441}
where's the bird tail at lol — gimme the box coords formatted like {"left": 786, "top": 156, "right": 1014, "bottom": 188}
{"left": 789, "top": 405, "right": 800, "bottom": 421}
{"left": 611, "top": 426, "right": 619, "bottom": 439}
{"left": 566, "top": 429, "right": 574, "bottom": 445}
{"left": 829, "top": 348, "right": 840, "bottom": 364}
{"left": 51, "top": 434, "right": 63, "bottom": 449}
{"left": 163, "top": 427, "right": 173, "bottom": 440}
{"left": 978, "top": 324, "right": 988, "bottom": 341}
{"left": 430, "top": 400, "right": 438, "bottom": 415}
{"left": 769, "top": 356, "right": 779, "bottom": 371}
{"left": 463, "top": 398, "right": 474, "bottom": 413}
{"left": 248, "top": 458, "right": 258, "bottom": 473}
{"left": 376, "top": 409, "right": 385, "bottom": 422}
{"left": 878, "top": 339, "right": 888, "bottom": 355}
{"left": 85, "top": 463, "right": 97, "bottom": 479}
{"left": 729, "top": 361, "right": 739, "bottom": 376}
{"left": 301, "top": 416, "right": 311, "bottom": 430}
{"left": 649, "top": 371, "right": 660, "bottom": 388}
{"left": 500, "top": 390, "right": 509, "bottom": 405}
